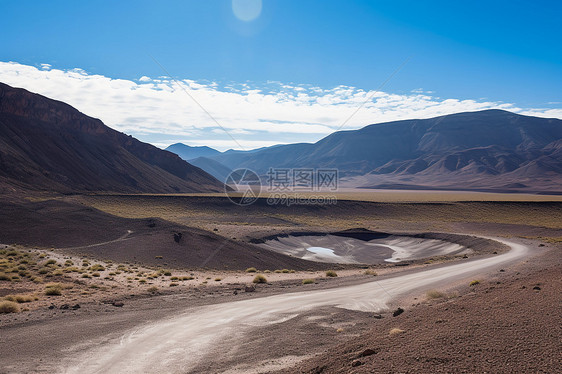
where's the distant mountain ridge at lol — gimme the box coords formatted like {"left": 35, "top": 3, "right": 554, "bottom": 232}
{"left": 0, "top": 82, "right": 225, "bottom": 194}
{"left": 172, "top": 110, "right": 561, "bottom": 193}
{"left": 165, "top": 143, "right": 221, "bottom": 161}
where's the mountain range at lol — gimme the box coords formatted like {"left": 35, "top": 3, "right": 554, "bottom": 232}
{"left": 0, "top": 83, "right": 224, "bottom": 194}
{"left": 169, "top": 110, "right": 562, "bottom": 193}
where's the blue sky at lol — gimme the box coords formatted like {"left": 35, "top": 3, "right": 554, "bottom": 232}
{"left": 1, "top": 1, "right": 561, "bottom": 150}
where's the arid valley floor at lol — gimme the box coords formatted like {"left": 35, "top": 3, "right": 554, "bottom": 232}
{"left": 0, "top": 191, "right": 560, "bottom": 373}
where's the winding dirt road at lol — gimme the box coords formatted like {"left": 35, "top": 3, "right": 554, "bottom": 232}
{"left": 60, "top": 237, "right": 529, "bottom": 374}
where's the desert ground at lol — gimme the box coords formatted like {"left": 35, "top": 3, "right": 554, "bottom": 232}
{"left": 0, "top": 190, "right": 560, "bottom": 373}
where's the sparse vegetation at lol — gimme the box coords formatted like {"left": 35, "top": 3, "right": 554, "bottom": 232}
{"left": 364, "top": 270, "right": 377, "bottom": 276}
{"left": 4, "top": 294, "right": 35, "bottom": 303}
{"left": 0, "top": 300, "right": 20, "bottom": 313}
{"left": 325, "top": 270, "right": 338, "bottom": 277}
{"left": 426, "top": 290, "right": 446, "bottom": 299}
{"left": 245, "top": 267, "right": 257, "bottom": 273}
{"left": 44, "top": 283, "right": 63, "bottom": 296}
{"left": 302, "top": 278, "right": 315, "bottom": 284}
{"left": 469, "top": 280, "right": 480, "bottom": 286}
{"left": 253, "top": 274, "right": 267, "bottom": 284}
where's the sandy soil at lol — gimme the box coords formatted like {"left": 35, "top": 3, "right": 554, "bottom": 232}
{"left": 286, "top": 244, "right": 561, "bottom": 374}
{"left": 0, "top": 235, "right": 547, "bottom": 373}
{"left": 1, "top": 194, "right": 560, "bottom": 373}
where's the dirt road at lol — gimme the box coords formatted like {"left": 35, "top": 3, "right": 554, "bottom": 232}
{"left": 58, "top": 237, "right": 529, "bottom": 374}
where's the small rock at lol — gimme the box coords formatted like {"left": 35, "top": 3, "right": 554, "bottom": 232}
{"left": 48, "top": 305, "right": 55, "bottom": 310}
{"left": 359, "top": 348, "right": 378, "bottom": 357}
{"left": 60, "top": 304, "right": 70, "bottom": 310}
{"left": 351, "top": 360, "right": 363, "bottom": 367}
{"left": 244, "top": 285, "right": 256, "bottom": 293}
{"left": 233, "top": 290, "right": 238, "bottom": 295}
{"left": 392, "top": 307, "right": 404, "bottom": 317}
{"left": 533, "top": 286, "right": 541, "bottom": 291}
{"left": 112, "top": 301, "right": 124, "bottom": 307}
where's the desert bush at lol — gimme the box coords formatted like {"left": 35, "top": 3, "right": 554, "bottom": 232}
{"left": 147, "top": 286, "right": 158, "bottom": 293}
{"left": 163, "top": 271, "right": 172, "bottom": 276}
{"left": 0, "top": 273, "right": 11, "bottom": 281}
{"left": 0, "top": 300, "right": 19, "bottom": 313}
{"left": 281, "top": 269, "right": 290, "bottom": 273}
{"left": 5, "top": 294, "right": 34, "bottom": 303}
{"left": 90, "top": 264, "right": 105, "bottom": 272}
{"left": 426, "top": 290, "right": 445, "bottom": 299}
{"left": 274, "top": 269, "right": 282, "bottom": 273}
{"left": 325, "top": 270, "right": 338, "bottom": 277}
{"left": 364, "top": 270, "right": 377, "bottom": 276}
{"left": 469, "top": 280, "right": 480, "bottom": 286}
{"left": 31, "top": 276, "right": 43, "bottom": 283}
{"left": 245, "top": 267, "right": 257, "bottom": 273}
{"left": 45, "top": 259, "right": 57, "bottom": 265}
{"left": 181, "top": 276, "right": 194, "bottom": 281}
{"left": 214, "top": 278, "right": 222, "bottom": 282}
{"left": 253, "top": 274, "right": 267, "bottom": 284}
{"left": 170, "top": 276, "right": 179, "bottom": 281}
{"left": 169, "top": 283, "right": 178, "bottom": 287}
{"left": 44, "top": 283, "right": 62, "bottom": 296}
{"left": 263, "top": 270, "right": 271, "bottom": 273}
{"left": 92, "top": 272, "right": 100, "bottom": 277}
{"left": 302, "top": 279, "right": 315, "bottom": 284}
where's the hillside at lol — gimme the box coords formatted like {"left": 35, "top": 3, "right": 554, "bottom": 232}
{"left": 205, "top": 110, "right": 562, "bottom": 193}
{"left": 0, "top": 83, "right": 224, "bottom": 194}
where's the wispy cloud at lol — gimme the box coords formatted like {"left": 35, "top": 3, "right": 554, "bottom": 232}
{"left": 1, "top": 61, "right": 561, "bottom": 151}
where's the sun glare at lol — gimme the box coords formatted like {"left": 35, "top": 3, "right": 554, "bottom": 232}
{"left": 232, "top": 0, "right": 262, "bottom": 22}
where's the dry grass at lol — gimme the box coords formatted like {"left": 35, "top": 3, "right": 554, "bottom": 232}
{"left": 325, "top": 270, "right": 338, "bottom": 277}
{"left": 0, "top": 300, "right": 20, "bottom": 313}
{"left": 4, "top": 294, "right": 35, "bottom": 303}
{"left": 253, "top": 274, "right": 267, "bottom": 284}
{"left": 44, "top": 283, "right": 63, "bottom": 295}
{"left": 302, "top": 278, "right": 315, "bottom": 284}
{"left": 426, "top": 290, "right": 446, "bottom": 299}
{"left": 469, "top": 280, "right": 481, "bottom": 286}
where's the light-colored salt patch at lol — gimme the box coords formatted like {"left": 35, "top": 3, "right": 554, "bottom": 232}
{"left": 306, "top": 247, "right": 339, "bottom": 258}
{"left": 303, "top": 246, "right": 347, "bottom": 262}
{"left": 373, "top": 238, "right": 466, "bottom": 263}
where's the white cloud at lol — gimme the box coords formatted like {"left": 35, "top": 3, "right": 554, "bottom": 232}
{"left": 1, "top": 61, "right": 561, "bottom": 151}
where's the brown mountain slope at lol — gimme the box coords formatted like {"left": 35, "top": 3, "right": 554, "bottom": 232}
{"left": 0, "top": 82, "right": 224, "bottom": 193}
